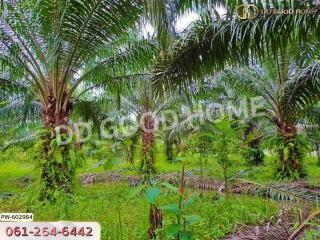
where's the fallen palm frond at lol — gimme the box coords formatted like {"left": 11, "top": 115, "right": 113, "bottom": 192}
{"left": 80, "top": 172, "right": 126, "bottom": 185}
{"left": 227, "top": 204, "right": 319, "bottom": 240}
{"left": 273, "top": 181, "right": 320, "bottom": 204}
{"left": 80, "top": 171, "right": 225, "bottom": 191}
{"left": 225, "top": 205, "right": 295, "bottom": 240}
{"left": 79, "top": 172, "right": 320, "bottom": 206}
{"left": 235, "top": 178, "right": 320, "bottom": 205}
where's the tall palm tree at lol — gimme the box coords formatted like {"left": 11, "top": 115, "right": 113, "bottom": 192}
{"left": 208, "top": 47, "right": 320, "bottom": 178}
{"left": 0, "top": 0, "right": 156, "bottom": 200}
{"left": 120, "top": 79, "right": 180, "bottom": 176}
{"left": 151, "top": 1, "right": 320, "bottom": 178}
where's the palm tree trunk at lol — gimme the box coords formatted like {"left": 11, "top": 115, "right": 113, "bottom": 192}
{"left": 140, "top": 89, "right": 156, "bottom": 178}
{"left": 139, "top": 88, "right": 160, "bottom": 239}
{"left": 276, "top": 124, "right": 304, "bottom": 179}
{"left": 39, "top": 89, "right": 74, "bottom": 202}
{"left": 244, "top": 122, "right": 264, "bottom": 165}
{"left": 141, "top": 127, "right": 156, "bottom": 177}
{"left": 165, "top": 138, "right": 174, "bottom": 163}
{"left": 248, "top": 139, "right": 264, "bottom": 165}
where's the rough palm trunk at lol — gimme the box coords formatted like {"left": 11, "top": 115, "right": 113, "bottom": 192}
{"left": 39, "top": 89, "right": 74, "bottom": 201}
{"left": 244, "top": 122, "right": 264, "bottom": 165}
{"left": 141, "top": 117, "right": 156, "bottom": 177}
{"left": 248, "top": 138, "right": 264, "bottom": 165}
{"left": 165, "top": 138, "right": 174, "bottom": 163}
{"left": 140, "top": 89, "right": 161, "bottom": 239}
{"left": 144, "top": 127, "right": 160, "bottom": 239}
{"left": 275, "top": 120, "right": 304, "bottom": 179}
{"left": 126, "top": 145, "right": 135, "bottom": 164}
{"left": 140, "top": 89, "right": 156, "bottom": 178}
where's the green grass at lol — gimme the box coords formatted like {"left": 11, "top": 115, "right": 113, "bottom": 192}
{"left": 0, "top": 147, "right": 38, "bottom": 193}
{"left": 304, "top": 156, "right": 320, "bottom": 186}
{"left": 0, "top": 183, "right": 278, "bottom": 240}
{"left": 1, "top": 146, "right": 319, "bottom": 239}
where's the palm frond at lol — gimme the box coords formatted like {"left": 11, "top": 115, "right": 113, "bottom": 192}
{"left": 152, "top": 2, "right": 320, "bottom": 93}
{"left": 280, "top": 61, "right": 320, "bottom": 123}
{"left": 143, "top": 0, "right": 176, "bottom": 48}
{"left": 1, "top": 130, "right": 41, "bottom": 151}
{"left": 74, "top": 40, "right": 158, "bottom": 93}
{"left": 1, "top": 0, "right": 150, "bottom": 116}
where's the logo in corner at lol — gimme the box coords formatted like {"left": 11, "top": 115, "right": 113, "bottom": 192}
{"left": 236, "top": 4, "right": 259, "bottom": 20}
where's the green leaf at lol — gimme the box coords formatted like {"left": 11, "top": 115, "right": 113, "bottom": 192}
{"left": 165, "top": 224, "right": 181, "bottom": 238}
{"left": 160, "top": 203, "right": 181, "bottom": 215}
{"left": 53, "top": 190, "right": 60, "bottom": 199}
{"left": 180, "top": 231, "right": 192, "bottom": 240}
{"left": 124, "top": 139, "right": 133, "bottom": 146}
{"left": 145, "top": 187, "right": 161, "bottom": 204}
{"left": 103, "top": 159, "right": 114, "bottom": 170}
{"left": 87, "top": 160, "right": 105, "bottom": 170}
{"left": 183, "top": 196, "right": 195, "bottom": 209}
{"left": 161, "top": 182, "right": 178, "bottom": 192}
{"left": 184, "top": 215, "right": 201, "bottom": 225}
{"left": 128, "top": 185, "right": 144, "bottom": 199}
{"left": 102, "top": 158, "right": 123, "bottom": 170}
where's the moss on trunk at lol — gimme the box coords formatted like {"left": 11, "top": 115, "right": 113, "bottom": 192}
{"left": 276, "top": 123, "right": 305, "bottom": 179}
{"left": 39, "top": 89, "right": 74, "bottom": 202}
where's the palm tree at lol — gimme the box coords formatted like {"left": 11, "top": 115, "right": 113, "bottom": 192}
{"left": 151, "top": 1, "right": 320, "bottom": 178}
{"left": 0, "top": 0, "right": 156, "bottom": 200}
{"left": 243, "top": 119, "right": 265, "bottom": 165}
{"left": 120, "top": 79, "right": 181, "bottom": 177}
{"left": 208, "top": 46, "right": 320, "bottom": 177}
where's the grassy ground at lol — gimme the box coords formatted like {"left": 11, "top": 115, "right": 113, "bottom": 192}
{"left": 0, "top": 146, "right": 319, "bottom": 239}
{"left": 0, "top": 183, "right": 278, "bottom": 240}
